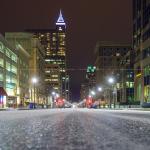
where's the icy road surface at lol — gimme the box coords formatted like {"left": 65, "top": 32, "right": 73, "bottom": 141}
{"left": 0, "top": 109, "right": 150, "bottom": 150}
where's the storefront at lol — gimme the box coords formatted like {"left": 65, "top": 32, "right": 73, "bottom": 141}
{"left": 144, "top": 65, "right": 150, "bottom": 102}
{"left": 7, "top": 96, "right": 17, "bottom": 108}
{"left": 0, "top": 87, "right": 7, "bottom": 108}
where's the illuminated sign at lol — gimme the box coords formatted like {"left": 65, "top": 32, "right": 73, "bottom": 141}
{"left": 136, "top": 73, "right": 142, "bottom": 78}
{"left": 56, "top": 10, "right": 66, "bottom": 26}
{"left": 87, "top": 66, "right": 96, "bottom": 73}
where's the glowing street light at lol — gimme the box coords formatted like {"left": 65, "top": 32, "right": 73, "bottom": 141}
{"left": 91, "top": 91, "right": 96, "bottom": 96}
{"left": 32, "top": 77, "right": 38, "bottom": 109}
{"left": 98, "top": 87, "right": 102, "bottom": 92}
{"left": 108, "top": 77, "right": 114, "bottom": 84}
{"left": 32, "top": 77, "right": 38, "bottom": 84}
{"left": 51, "top": 91, "right": 56, "bottom": 108}
{"left": 107, "top": 77, "right": 115, "bottom": 109}
{"left": 52, "top": 91, "right": 56, "bottom": 96}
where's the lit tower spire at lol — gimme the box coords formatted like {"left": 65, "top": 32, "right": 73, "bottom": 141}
{"left": 56, "top": 9, "right": 66, "bottom": 29}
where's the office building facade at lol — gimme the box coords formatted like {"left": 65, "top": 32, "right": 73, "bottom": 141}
{"left": 118, "top": 51, "right": 134, "bottom": 104}
{"left": 0, "top": 34, "right": 18, "bottom": 108}
{"left": 94, "top": 41, "right": 131, "bottom": 85}
{"left": 94, "top": 41, "right": 131, "bottom": 105}
{"left": 5, "top": 32, "right": 46, "bottom": 106}
{"left": 133, "top": 0, "right": 150, "bottom": 104}
{"left": 26, "top": 10, "right": 68, "bottom": 99}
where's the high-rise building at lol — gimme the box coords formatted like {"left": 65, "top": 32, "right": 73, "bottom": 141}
{"left": 26, "top": 10, "right": 68, "bottom": 99}
{"left": 118, "top": 50, "right": 134, "bottom": 104}
{"left": 0, "top": 34, "right": 18, "bottom": 108}
{"left": 94, "top": 41, "right": 131, "bottom": 106}
{"left": 5, "top": 32, "right": 46, "bottom": 107}
{"left": 94, "top": 41, "right": 131, "bottom": 85}
{"left": 133, "top": 0, "right": 150, "bottom": 105}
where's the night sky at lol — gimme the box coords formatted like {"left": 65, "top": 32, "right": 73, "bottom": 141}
{"left": 1, "top": 0, "right": 132, "bottom": 101}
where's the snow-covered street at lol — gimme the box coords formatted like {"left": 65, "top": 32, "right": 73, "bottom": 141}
{"left": 0, "top": 109, "right": 150, "bottom": 150}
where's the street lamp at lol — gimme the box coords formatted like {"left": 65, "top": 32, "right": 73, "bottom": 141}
{"left": 51, "top": 91, "right": 56, "bottom": 108}
{"left": 98, "top": 87, "right": 102, "bottom": 92}
{"left": 108, "top": 77, "right": 115, "bottom": 109}
{"left": 97, "top": 86, "right": 103, "bottom": 108}
{"left": 52, "top": 91, "right": 56, "bottom": 96}
{"left": 32, "top": 77, "right": 38, "bottom": 109}
{"left": 108, "top": 77, "right": 114, "bottom": 84}
{"left": 91, "top": 91, "right": 96, "bottom": 96}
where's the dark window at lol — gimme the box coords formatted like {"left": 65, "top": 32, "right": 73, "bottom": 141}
{"left": 143, "top": 47, "right": 150, "bottom": 59}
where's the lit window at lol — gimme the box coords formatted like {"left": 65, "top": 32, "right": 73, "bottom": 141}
{"left": 51, "top": 79, "right": 58, "bottom": 81}
{"left": 11, "top": 54, "right": 17, "bottom": 63}
{"left": 6, "top": 75, "right": 11, "bottom": 83}
{"left": 0, "top": 42, "right": 4, "bottom": 53}
{"left": 11, "top": 65, "right": 17, "bottom": 74}
{"left": 52, "top": 75, "right": 58, "bottom": 78}
{"left": 126, "top": 82, "right": 134, "bottom": 88}
{"left": 130, "top": 82, "right": 134, "bottom": 88}
{"left": 0, "top": 58, "right": 4, "bottom": 67}
{"left": 45, "top": 70, "right": 50, "bottom": 73}
{"left": 144, "top": 65, "right": 150, "bottom": 76}
{"left": 59, "top": 27, "right": 62, "bottom": 31}
{"left": 45, "top": 79, "right": 51, "bottom": 81}
{"left": 45, "top": 59, "right": 50, "bottom": 62}
{"left": 6, "top": 62, "right": 11, "bottom": 71}
{"left": 11, "top": 77, "right": 17, "bottom": 84}
{"left": 0, "top": 73, "right": 3, "bottom": 81}
{"left": 6, "top": 83, "right": 16, "bottom": 90}
{"left": 52, "top": 37, "right": 56, "bottom": 41}
{"left": 62, "top": 77, "right": 65, "bottom": 80}
{"left": 126, "top": 82, "right": 129, "bottom": 87}
{"left": 54, "top": 87, "right": 59, "bottom": 90}
{"left": 116, "top": 53, "right": 120, "bottom": 56}
{"left": 5, "top": 48, "right": 12, "bottom": 58}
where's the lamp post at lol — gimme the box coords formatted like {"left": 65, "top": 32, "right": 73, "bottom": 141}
{"left": 108, "top": 77, "right": 115, "bottom": 109}
{"left": 52, "top": 91, "right": 56, "bottom": 108}
{"left": 113, "top": 86, "right": 117, "bottom": 109}
{"left": 91, "top": 90, "right": 96, "bottom": 96}
{"left": 65, "top": 75, "right": 69, "bottom": 101}
{"left": 32, "top": 77, "right": 38, "bottom": 109}
{"left": 98, "top": 87, "right": 102, "bottom": 92}
{"left": 97, "top": 86, "right": 103, "bottom": 108}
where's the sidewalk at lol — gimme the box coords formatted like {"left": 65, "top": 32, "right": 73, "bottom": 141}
{"left": 0, "top": 107, "right": 28, "bottom": 111}
{"left": 125, "top": 108, "right": 150, "bottom": 111}
{"left": 107, "top": 107, "right": 150, "bottom": 111}
{"left": 0, "top": 108, "right": 7, "bottom": 111}
{"left": 0, "top": 107, "right": 51, "bottom": 111}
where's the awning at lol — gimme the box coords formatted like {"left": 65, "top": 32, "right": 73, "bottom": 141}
{"left": 0, "top": 87, "right": 7, "bottom": 96}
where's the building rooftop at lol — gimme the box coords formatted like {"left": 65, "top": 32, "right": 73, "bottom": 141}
{"left": 94, "top": 41, "right": 131, "bottom": 54}
{"left": 0, "top": 34, "right": 16, "bottom": 53}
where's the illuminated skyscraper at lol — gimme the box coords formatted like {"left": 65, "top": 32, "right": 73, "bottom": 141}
{"left": 133, "top": 0, "right": 150, "bottom": 105}
{"left": 5, "top": 32, "right": 46, "bottom": 107}
{"left": 0, "top": 34, "right": 18, "bottom": 108}
{"left": 26, "top": 10, "right": 67, "bottom": 98}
